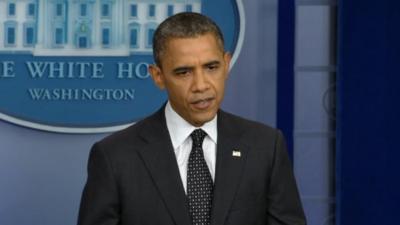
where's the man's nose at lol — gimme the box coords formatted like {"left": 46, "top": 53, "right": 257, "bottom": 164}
{"left": 191, "top": 70, "right": 209, "bottom": 92}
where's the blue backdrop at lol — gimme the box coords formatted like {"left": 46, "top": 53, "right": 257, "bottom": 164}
{"left": 0, "top": 1, "right": 284, "bottom": 225}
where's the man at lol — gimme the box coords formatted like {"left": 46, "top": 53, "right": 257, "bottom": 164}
{"left": 78, "top": 12, "right": 306, "bottom": 225}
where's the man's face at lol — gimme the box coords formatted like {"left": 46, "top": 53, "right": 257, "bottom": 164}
{"left": 149, "top": 33, "right": 231, "bottom": 127}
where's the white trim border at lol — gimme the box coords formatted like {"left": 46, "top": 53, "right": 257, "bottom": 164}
{"left": 0, "top": 112, "right": 134, "bottom": 134}
{"left": 230, "top": 0, "right": 245, "bottom": 70}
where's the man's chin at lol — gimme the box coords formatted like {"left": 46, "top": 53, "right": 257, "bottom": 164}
{"left": 190, "top": 112, "right": 217, "bottom": 127}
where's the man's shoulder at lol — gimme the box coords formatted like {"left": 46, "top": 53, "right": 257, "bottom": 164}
{"left": 95, "top": 109, "right": 163, "bottom": 149}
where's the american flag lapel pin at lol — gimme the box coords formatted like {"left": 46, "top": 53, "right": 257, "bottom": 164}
{"left": 232, "top": 150, "right": 241, "bottom": 157}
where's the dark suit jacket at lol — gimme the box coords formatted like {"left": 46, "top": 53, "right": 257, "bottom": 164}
{"left": 78, "top": 107, "right": 306, "bottom": 225}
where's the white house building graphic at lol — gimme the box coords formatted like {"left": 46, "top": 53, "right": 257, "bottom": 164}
{"left": 0, "top": 0, "right": 202, "bottom": 56}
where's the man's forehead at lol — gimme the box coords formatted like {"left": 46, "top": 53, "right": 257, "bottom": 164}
{"left": 163, "top": 36, "right": 223, "bottom": 60}
{"left": 156, "top": 33, "right": 225, "bottom": 68}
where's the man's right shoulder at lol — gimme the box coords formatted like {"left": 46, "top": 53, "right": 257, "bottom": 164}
{"left": 92, "top": 108, "right": 164, "bottom": 154}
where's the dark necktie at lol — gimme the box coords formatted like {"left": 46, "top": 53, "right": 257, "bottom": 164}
{"left": 187, "top": 129, "right": 214, "bottom": 225}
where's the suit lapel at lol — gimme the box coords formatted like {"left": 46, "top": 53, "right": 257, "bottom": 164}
{"left": 136, "top": 109, "right": 191, "bottom": 225}
{"left": 211, "top": 111, "right": 249, "bottom": 225}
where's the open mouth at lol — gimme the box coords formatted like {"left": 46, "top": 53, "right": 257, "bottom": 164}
{"left": 191, "top": 97, "right": 214, "bottom": 110}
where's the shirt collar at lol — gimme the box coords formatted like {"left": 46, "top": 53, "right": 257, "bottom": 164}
{"left": 165, "top": 101, "right": 217, "bottom": 149}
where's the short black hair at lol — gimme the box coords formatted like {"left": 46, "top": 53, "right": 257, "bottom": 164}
{"left": 152, "top": 12, "right": 225, "bottom": 66}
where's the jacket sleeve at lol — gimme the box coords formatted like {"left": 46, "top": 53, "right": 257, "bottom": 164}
{"left": 266, "top": 130, "right": 307, "bottom": 225}
{"left": 77, "top": 143, "right": 120, "bottom": 225}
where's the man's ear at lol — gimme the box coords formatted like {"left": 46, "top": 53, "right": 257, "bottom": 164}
{"left": 223, "top": 52, "right": 232, "bottom": 78}
{"left": 149, "top": 64, "right": 165, "bottom": 90}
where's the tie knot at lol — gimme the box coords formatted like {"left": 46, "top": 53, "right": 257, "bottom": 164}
{"left": 190, "top": 129, "right": 207, "bottom": 147}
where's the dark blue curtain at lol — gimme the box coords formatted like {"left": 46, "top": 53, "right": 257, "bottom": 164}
{"left": 337, "top": 0, "right": 400, "bottom": 224}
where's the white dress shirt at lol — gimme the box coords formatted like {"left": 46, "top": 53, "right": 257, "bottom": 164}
{"left": 165, "top": 101, "right": 217, "bottom": 193}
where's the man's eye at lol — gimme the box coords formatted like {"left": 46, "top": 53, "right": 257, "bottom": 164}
{"left": 175, "top": 70, "right": 190, "bottom": 76}
{"left": 207, "top": 65, "right": 219, "bottom": 71}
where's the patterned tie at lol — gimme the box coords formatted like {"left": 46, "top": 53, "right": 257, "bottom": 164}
{"left": 187, "top": 129, "right": 214, "bottom": 225}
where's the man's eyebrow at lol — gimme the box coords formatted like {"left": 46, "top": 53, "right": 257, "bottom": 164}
{"left": 203, "top": 60, "right": 221, "bottom": 67}
{"left": 172, "top": 60, "right": 221, "bottom": 73}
